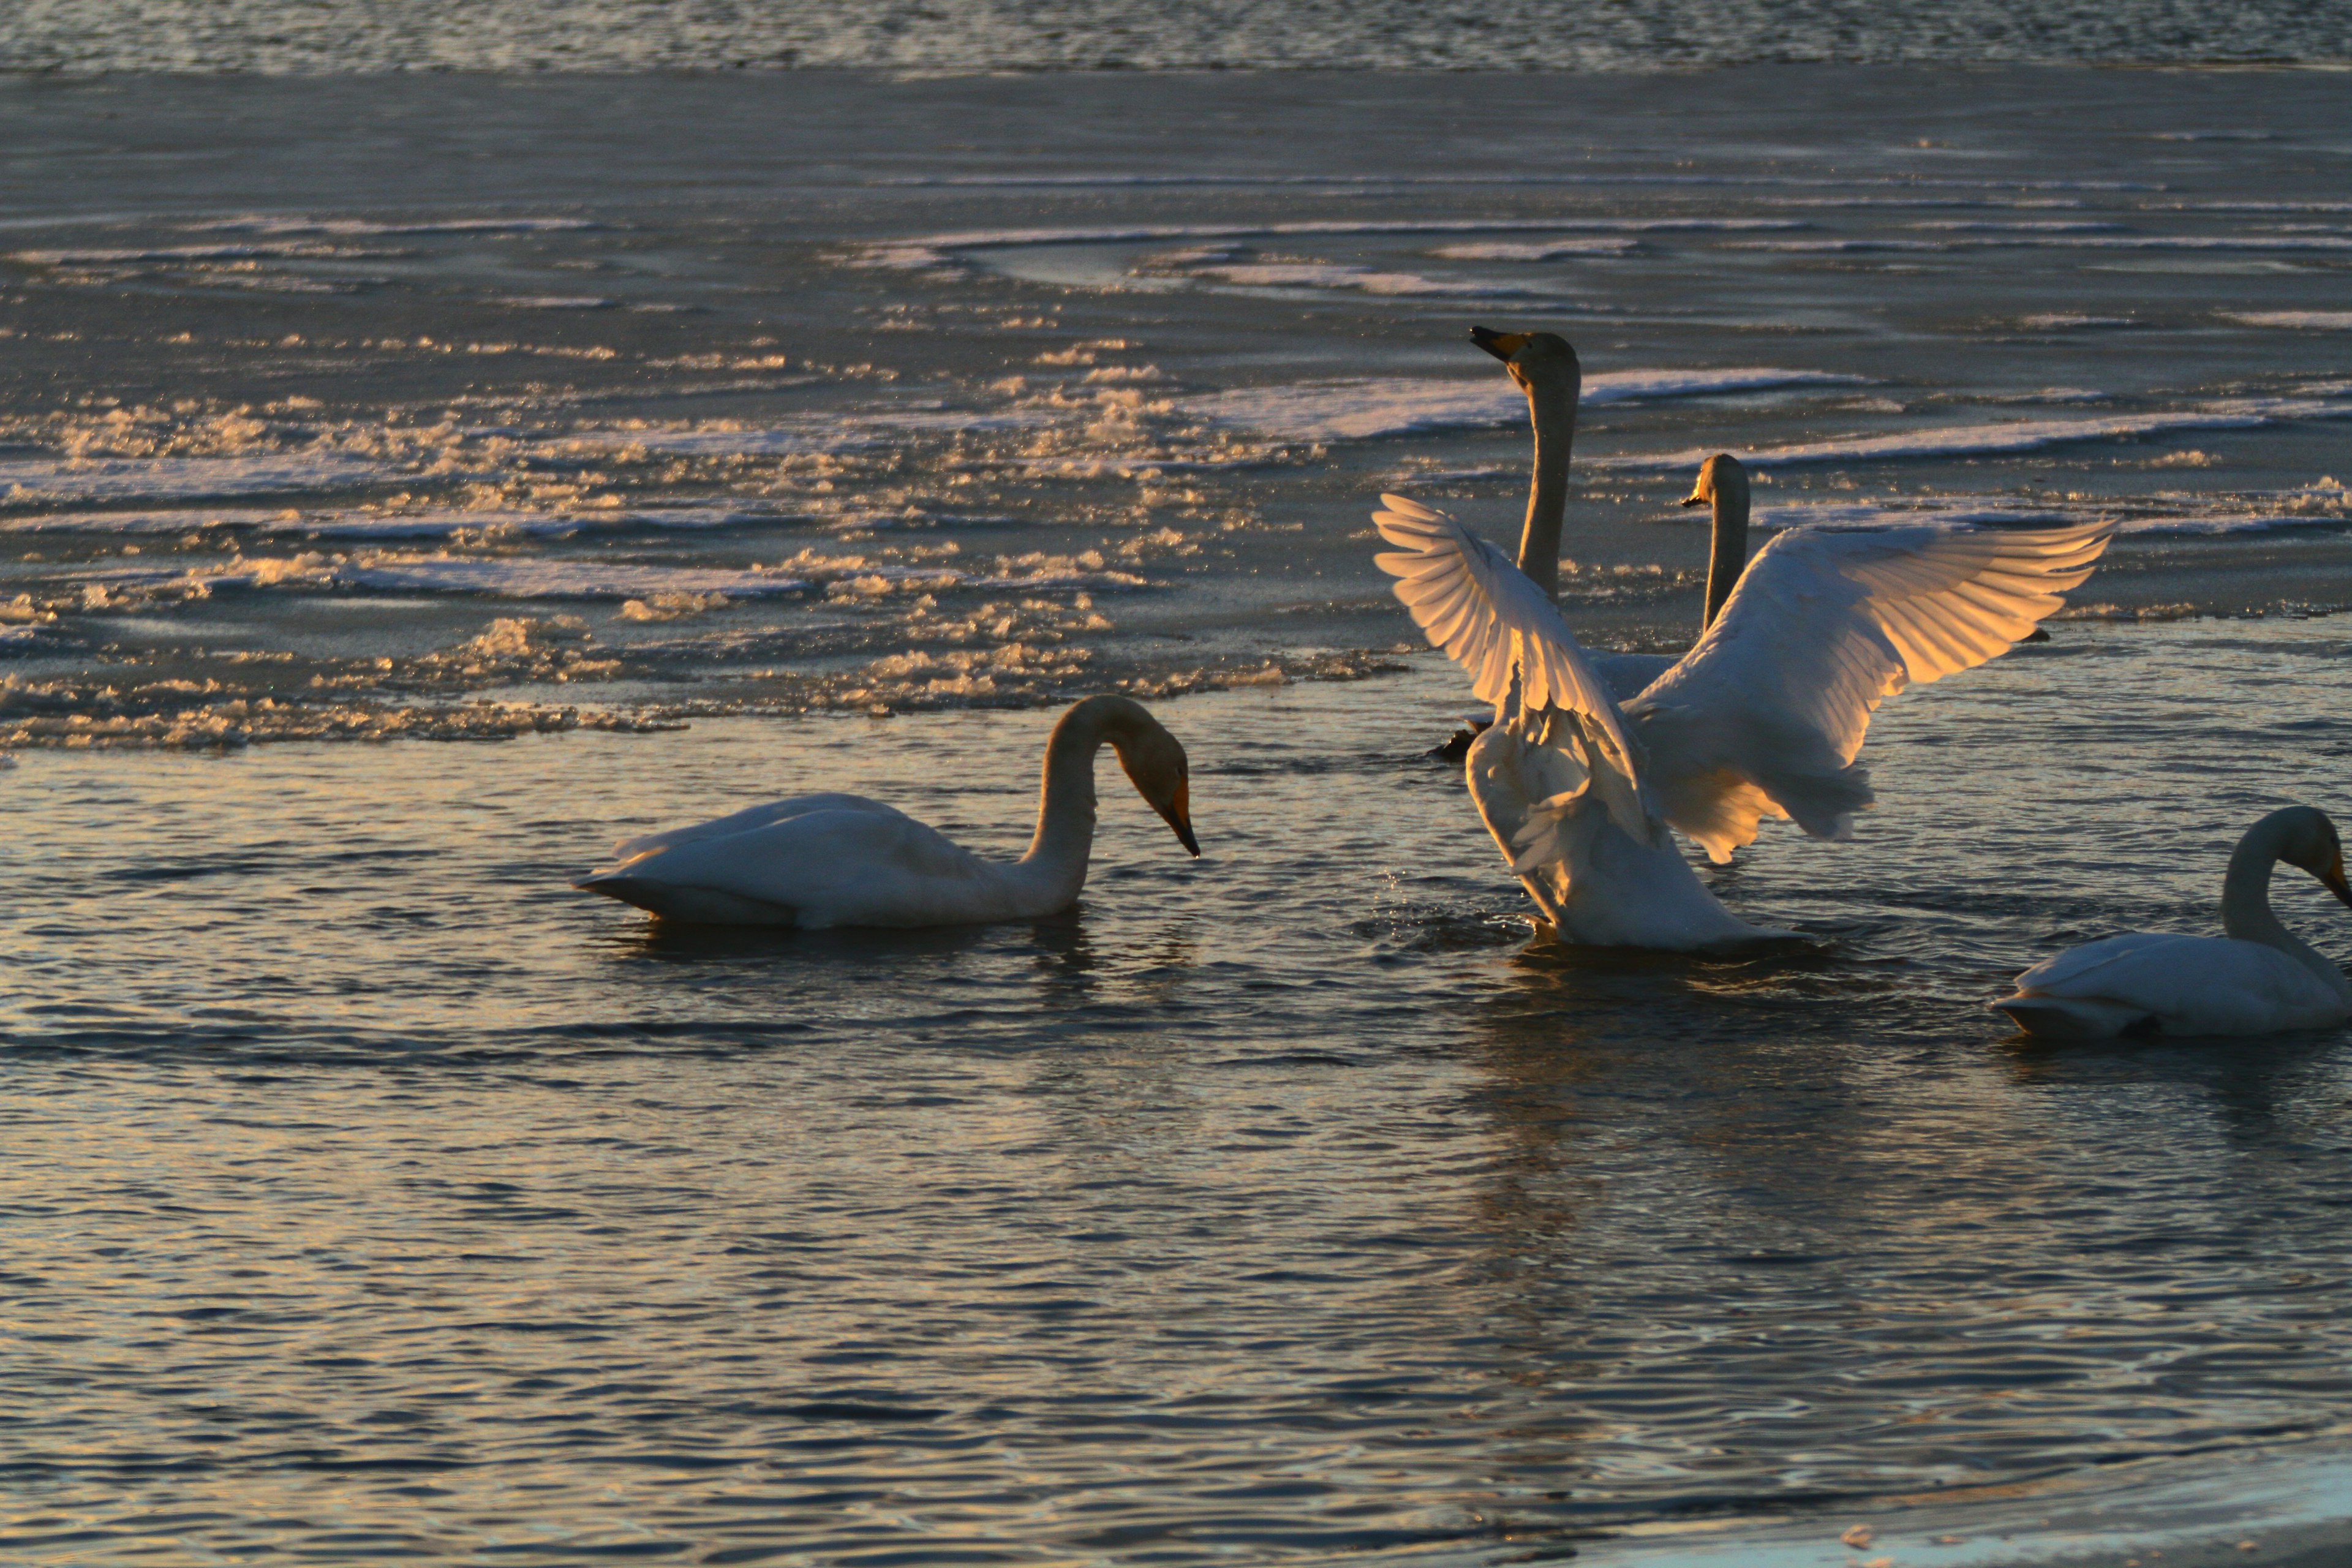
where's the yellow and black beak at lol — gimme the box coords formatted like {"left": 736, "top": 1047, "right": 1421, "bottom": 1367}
{"left": 2323, "top": 853, "right": 2352, "bottom": 910}
{"left": 1679, "top": 490, "right": 1709, "bottom": 509}
{"left": 1469, "top": 325, "right": 1529, "bottom": 363}
{"left": 1163, "top": 780, "right": 1200, "bottom": 858}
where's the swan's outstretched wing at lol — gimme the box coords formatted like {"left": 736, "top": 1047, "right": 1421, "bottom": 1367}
{"left": 1371, "top": 493, "right": 1647, "bottom": 837}
{"left": 1629, "top": 520, "right": 2111, "bottom": 862}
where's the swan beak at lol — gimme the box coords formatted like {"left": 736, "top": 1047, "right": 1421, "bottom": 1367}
{"left": 1679, "top": 492, "right": 1709, "bottom": 508}
{"left": 1163, "top": 782, "right": 1200, "bottom": 858}
{"left": 2324, "top": 854, "right": 2352, "bottom": 909}
{"left": 1469, "top": 325, "right": 1528, "bottom": 363}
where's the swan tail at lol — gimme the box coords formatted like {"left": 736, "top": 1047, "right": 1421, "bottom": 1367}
{"left": 575, "top": 873, "right": 802, "bottom": 927}
{"left": 1990, "top": 994, "right": 2153, "bottom": 1040}
{"left": 1756, "top": 761, "right": 1875, "bottom": 847}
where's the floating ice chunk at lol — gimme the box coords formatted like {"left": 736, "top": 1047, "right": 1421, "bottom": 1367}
{"left": 190, "top": 216, "right": 600, "bottom": 236}
{"left": 0, "top": 507, "right": 290, "bottom": 535}
{"left": 7, "top": 243, "right": 387, "bottom": 265}
{"left": 1195, "top": 263, "right": 1547, "bottom": 298}
{"left": 331, "top": 559, "right": 813, "bottom": 600}
{"left": 558, "top": 425, "right": 878, "bottom": 457}
{"left": 1187, "top": 368, "right": 1864, "bottom": 442}
{"left": 854, "top": 214, "right": 1856, "bottom": 272}
{"left": 2015, "top": 314, "right": 2140, "bottom": 330}
{"left": 494, "top": 295, "right": 617, "bottom": 309}
{"left": 1731, "top": 239, "right": 1948, "bottom": 252}
{"left": 1427, "top": 239, "right": 1642, "bottom": 260}
{"left": 1748, "top": 495, "right": 2344, "bottom": 538}
{"left": 1913, "top": 220, "right": 2130, "bottom": 232}
{"left": 1597, "top": 397, "right": 2352, "bottom": 473}
{"left": 2187, "top": 201, "right": 2352, "bottom": 214}
{"left": 2226, "top": 311, "right": 2352, "bottom": 330}
{"left": 0, "top": 454, "right": 393, "bottom": 506}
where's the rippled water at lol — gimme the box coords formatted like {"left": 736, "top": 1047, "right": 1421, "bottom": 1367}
{"left": 7, "top": 64, "right": 2352, "bottom": 1566}
{"left": 9, "top": 617, "right": 2352, "bottom": 1562}
{"left": 2, "top": 0, "right": 2348, "bottom": 70}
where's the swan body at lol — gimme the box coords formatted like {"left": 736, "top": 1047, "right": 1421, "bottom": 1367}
{"left": 1995, "top": 807, "right": 2352, "bottom": 1039}
{"left": 1377, "top": 327, "right": 2111, "bottom": 946}
{"left": 576, "top": 695, "right": 1199, "bottom": 928}
{"left": 1375, "top": 490, "right": 1788, "bottom": 949}
{"left": 1459, "top": 329, "right": 2113, "bottom": 864}
{"left": 1466, "top": 719, "right": 1769, "bottom": 948}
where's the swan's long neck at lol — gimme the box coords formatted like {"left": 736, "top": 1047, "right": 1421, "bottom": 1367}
{"left": 1018, "top": 698, "right": 1118, "bottom": 900}
{"left": 1704, "top": 484, "right": 1750, "bottom": 630}
{"left": 2220, "top": 821, "right": 2349, "bottom": 991}
{"left": 1518, "top": 382, "right": 1578, "bottom": 601}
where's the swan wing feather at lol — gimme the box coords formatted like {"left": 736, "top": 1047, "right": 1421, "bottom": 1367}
{"left": 1629, "top": 519, "right": 2110, "bottom": 860}
{"left": 1373, "top": 492, "right": 1648, "bottom": 838}
{"left": 611, "top": 791, "right": 890, "bottom": 862}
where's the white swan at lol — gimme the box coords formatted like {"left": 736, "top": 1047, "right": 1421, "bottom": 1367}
{"left": 1994, "top": 806, "right": 2352, "bottom": 1039}
{"left": 1374, "top": 493, "right": 1786, "bottom": 949}
{"left": 576, "top": 694, "right": 1199, "bottom": 927}
{"left": 1456, "top": 327, "right": 2114, "bottom": 864}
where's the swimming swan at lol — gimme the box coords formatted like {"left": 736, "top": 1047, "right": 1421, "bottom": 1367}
{"left": 1460, "top": 326, "right": 2113, "bottom": 864}
{"left": 576, "top": 694, "right": 1199, "bottom": 927}
{"left": 1993, "top": 806, "right": 2352, "bottom": 1039}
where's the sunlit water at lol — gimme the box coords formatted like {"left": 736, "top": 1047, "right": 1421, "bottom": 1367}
{"left": 3, "top": 70, "right": 2351, "bottom": 748}
{"left": 9, "top": 616, "right": 2352, "bottom": 1562}
{"left": 6, "top": 61, "right": 2352, "bottom": 1566}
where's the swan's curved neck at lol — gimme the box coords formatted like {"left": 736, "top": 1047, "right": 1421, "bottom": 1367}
{"left": 1019, "top": 698, "right": 1120, "bottom": 895}
{"left": 1704, "top": 486, "right": 1749, "bottom": 630}
{"left": 1518, "top": 382, "right": 1577, "bottom": 601}
{"left": 2221, "top": 823, "right": 2349, "bottom": 992}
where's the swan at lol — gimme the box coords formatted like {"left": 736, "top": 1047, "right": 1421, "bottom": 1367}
{"left": 1374, "top": 493, "right": 1787, "bottom": 949}
{"left": 1451, "top": 326, "right": 2113, "bottom": 864}
{"left": 575, "top": 694, "right": 1199, "bottom": 927}
{"left": 1993, "top": 807, "right": 2352, "bottom": 1039}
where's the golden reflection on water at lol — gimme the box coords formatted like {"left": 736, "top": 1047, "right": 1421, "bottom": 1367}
{"left": 6, "top": 620, "right": 2352, "bottom": 1560}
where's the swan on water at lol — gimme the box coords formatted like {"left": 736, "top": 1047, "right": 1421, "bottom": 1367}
{"left": 1373, "top": 330, "right": 2112, "bottom": 947}
{"left": 1993, "top": 806, "right": 2352, "bottom": 1039}
{"left": 1453, "top": 326, "right": 2113, "bottom": 864}
{"left": 575, "top": 694, "right": 1199, "bottom": 927}
{"left": 1374, "top": 491, "right": 1789, "bottom": 949}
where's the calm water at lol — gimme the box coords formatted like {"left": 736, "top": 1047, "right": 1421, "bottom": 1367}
{"left": 8, "top": 619, "right": 2352, "bottom": 1562}
{"left": 6, "top": 64, "right": 2352, "bottom": 1566}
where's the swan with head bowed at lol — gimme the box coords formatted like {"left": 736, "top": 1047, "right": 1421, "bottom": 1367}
{"left": 576, "top": 694, "right": 1199, "bottom": 927}
{"left": 1994, "top": 806, "right": 2352, "bottom": 1039}
{"left": 1373, "top": 326, "right": 2112, "bottom": 947}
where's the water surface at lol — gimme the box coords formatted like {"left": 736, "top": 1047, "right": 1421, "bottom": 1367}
{"left": 9, "top": 619, "right": 2352, "bottom": 1562}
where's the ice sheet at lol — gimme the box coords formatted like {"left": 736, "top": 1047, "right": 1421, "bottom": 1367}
{"left": 1188, "top": 368, "right": 1866, "bottom": 441}
{"left": 1600, "top": 398, "right": 2352, "bottom": 472}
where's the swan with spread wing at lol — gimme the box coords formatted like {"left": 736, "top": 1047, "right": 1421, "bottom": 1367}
{"left": 1374, "top": 328, "right": 2113, "bottom": 944}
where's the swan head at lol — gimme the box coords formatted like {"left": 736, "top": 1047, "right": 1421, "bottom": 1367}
{"left": 1469, "top": 325, "right": 1580, "bottom": 404}
{"left": 1680, "top": 453, "right": 1751, "bottom": 514}
{"left": 2267, "top": 805, "right": 2352, "bottom": 908}
{"left": 1109, "top": 715, "right": 1200, "bottom": 858}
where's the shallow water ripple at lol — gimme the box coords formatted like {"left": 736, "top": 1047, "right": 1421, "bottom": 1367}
{"left": 6, "top": 619, "right": 2352, "bottom": 1561}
